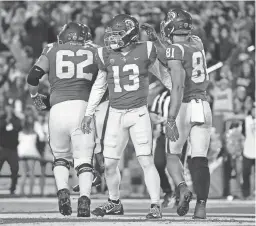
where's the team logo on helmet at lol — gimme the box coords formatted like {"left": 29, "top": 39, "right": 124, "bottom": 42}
{"left": 167, "top": 11, "right": 176, "bottom": 21}
{"left": 125, "top": 19, "right": 135, "bottom": 30}
{"left": 184, "top": 23, "right": 188, "bottom": 28}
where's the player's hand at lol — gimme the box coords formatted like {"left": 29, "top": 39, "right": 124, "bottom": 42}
{"left": 31, "top": 93, "right": 47, "bottom": 111}
{"left": 81, "top": 116, "right": 92, "bottom": 134}
{"left": 140, "top": 23, "right": 158, "bottom": 41}
{"left": 165, "top": 117, "right": 179, "bottom": 142}
{"left": 150, "top": 112, "right": 166, "bottom": 125}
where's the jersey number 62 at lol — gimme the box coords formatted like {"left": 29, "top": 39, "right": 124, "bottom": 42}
{"left": 56, "top": 50, "right": 93, "bottom": 81}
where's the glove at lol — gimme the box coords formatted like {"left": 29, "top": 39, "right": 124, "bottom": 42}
{"left": 81, "top": 116, "right": 92, "bottom": 134}
{"left": 165, "top": 117, "right": 179, "bottom": 142}
{"left": 140, "top": 23, "right": 158, "bottom": 41}
{"left": 31, "top": 93, "right": 47, "bottom": 111}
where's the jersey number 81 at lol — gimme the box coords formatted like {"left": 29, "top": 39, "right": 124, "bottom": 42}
{"left": 56, "top": 50, "right": 93, "bottom": 80}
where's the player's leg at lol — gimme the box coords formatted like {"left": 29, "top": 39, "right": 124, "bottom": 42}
{"left": 166, "top": 103, "right": 192, "bottom": 216}
{"left": 154, "top": 132, "right": 173, "bottom": 208}
{"left": 130, "top": 106, "right": 161, "bottom": 219}
{"left": 190, "top": 101, "right": 212, "bottom": 219}
{"left": 49, "top": 102, "right": 73, "bottom": 216}
{"left": 70, "top": 100, "right": 95, "bottom": 217}
{"left": 72, "top": 101, "right": 110, "bottom": 193}
{"left": 91, "top": 108, "right": 128, "bottom": 217}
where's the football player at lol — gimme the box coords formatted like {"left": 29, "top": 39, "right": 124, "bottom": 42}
{"left": 27, "top": 22, "right": 101, "bottom": 217}
{"left": 81, "top": 14, "right": 172, "bottom": 219}
{"left": 144, "top": 9, "right": 212, "bottom": 219}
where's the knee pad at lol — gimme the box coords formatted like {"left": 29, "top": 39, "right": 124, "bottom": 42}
{"left": 52, "top": 158, "right": 71, "bottom": 171}
{"left": 75, "top": 163, "right": 93, "bottom": 177}
{"left": 191, "top": 157, "right": 208, "bottom": 170}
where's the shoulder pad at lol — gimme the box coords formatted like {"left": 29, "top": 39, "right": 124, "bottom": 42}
{"left": 165, "top": 43, "right": 184, "bottom": 61}
{"left": 190, "top": 35, "right": 204, "bottom": 50}
{"left": 41, "top": 42, "right": 56, "bottom": 56}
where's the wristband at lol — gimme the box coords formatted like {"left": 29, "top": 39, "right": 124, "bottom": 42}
{"left": 30, "top": 92, "right": 38, "bottom": 98}
{"left": 168, "top": 116, "right": 176, "bottom": 121}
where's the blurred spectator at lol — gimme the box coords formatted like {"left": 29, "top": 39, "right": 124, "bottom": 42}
{"left": 210, "top": 78, "right": 233, "bottom": 118}
{"left": 242, "top": 104, "right": 255, "bottom": 199}
{"left": 18, "top": 109, "right": 41, "bottom": 196}
{"left": 0, "top": 97, "right": 22, "bottom": 194}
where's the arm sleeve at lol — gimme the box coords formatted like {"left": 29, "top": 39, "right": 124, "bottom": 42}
{"left": 85, "top": 70, "right": 108, "bottom": 117}
{"left": 149, "top": 58, "right": 172, "bottom": 90}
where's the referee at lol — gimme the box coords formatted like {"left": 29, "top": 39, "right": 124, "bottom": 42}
{"left": 150, "top": 88, "right": 188, "bottom": 208}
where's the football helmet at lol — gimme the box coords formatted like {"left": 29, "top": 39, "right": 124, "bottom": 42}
{"left": 104, "top": 14, "right": 139, "bottom": 50}
{"left": 160, "top": 9, "right": 192, "bottom": 41}
{"left": 57, "top": 22, "right": 92, "bottom": 44}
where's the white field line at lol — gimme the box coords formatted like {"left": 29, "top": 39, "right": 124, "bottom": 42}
{"left": 0, "top": 198, "right": 254, "bottom": 205}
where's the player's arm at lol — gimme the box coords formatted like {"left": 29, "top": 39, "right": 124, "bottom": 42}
{"left": 149, "top": 58, "right": 172, "bottom": 91}
{"left": 27, "top": 54, "right": 49, "bottom": 110}
{"left": 81, "top": 69, "right": 108, "bottom": 134}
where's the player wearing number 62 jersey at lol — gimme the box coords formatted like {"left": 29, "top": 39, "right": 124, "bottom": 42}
{"left": 27, "top": 22, "right": 101, "bottom": 217}
{"left": 81, "top": 14, "right": 172, "bottom": 219}
{"left": 159, "top": 8, "right": 212, "bottom": 219}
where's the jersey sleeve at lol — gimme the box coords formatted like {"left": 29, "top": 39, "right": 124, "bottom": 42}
{"left": 165, "top": 44, "right": 185, "bottom": 61}
{"left": 95, "top": 47, "right": 108, "bottom": 71}
{"left": 146, "top": 41, "right": 157, "bottom": 66}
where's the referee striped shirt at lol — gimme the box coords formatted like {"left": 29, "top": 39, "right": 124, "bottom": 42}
{"left": 150, "top": 88, "right": 171, "bottom": 134}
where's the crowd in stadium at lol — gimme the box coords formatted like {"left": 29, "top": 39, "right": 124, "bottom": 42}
{"left": 0, "top": 1, "right": 255, "bottom": 200}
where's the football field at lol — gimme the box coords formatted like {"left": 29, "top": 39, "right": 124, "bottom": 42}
{"left": 0, "top": 197, "right": 255, "bottom": 226}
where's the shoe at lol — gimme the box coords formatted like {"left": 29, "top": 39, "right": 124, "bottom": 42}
{"left": 161, "top": 192, "right": 172, "bottom": 208}
{"left": 57, "top": 188, "right": 72, "bottom": 216}
{"left": 146, "top": 204, "right": 162, "bottom": 219}
{"left": 91, "top": 199, "right": 124, "bottom": 217}
{"left": 77, "top": 196, "right": 91, "bottom": 217}
{"left": 193, "top": 200, "right": 206, "bottom": 219}
{"left": 177, "top": 184, "right": 192, "bottom": 216}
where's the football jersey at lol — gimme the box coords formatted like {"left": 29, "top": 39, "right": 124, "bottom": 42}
{"left": 42, "top": 42, "right": 99, "bottom": 106}
{"left": 96, "top": 41, "right": 156, "bottom": 109}
{"left": 164, "top": 36, "right": 209, "bottom": 102}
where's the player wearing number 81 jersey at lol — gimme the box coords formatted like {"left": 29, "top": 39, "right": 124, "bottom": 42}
{"left": 160, "top": 8, "right": 212, "bottom": 219}
{"left": 27, "top": 22, "right": 100, "bottom": 217}
{"left": 81, "top": 14, "right": 172, "bottom": 219}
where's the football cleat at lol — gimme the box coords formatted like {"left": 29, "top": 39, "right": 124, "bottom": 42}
{"left": 161, "top": 192, "right": 172, "bottom": 208}
{"left": 91, "top": 199, "right": 124, "bottom": 217}
{"left": 177, "top": 184, "right": 193, "bottom": 216}
{"left": 146, "top": 204, "right": 162, "bottom": 219}
{"left": 193, "top": 200, "right": 206, "bottom": 219}
{"left": 57, "top": 188, "right": 72, "bottom": 216}
{"left": 77, "top": 196, "right": 91, "bottom": 217}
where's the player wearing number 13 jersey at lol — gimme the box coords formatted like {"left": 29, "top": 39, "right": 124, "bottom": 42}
{"left": 160, "top": 9, "right": 212, "bottom": 219}
{"left": 27, "top": 22, "right": 100, "bottom": 217}
{"left": 81, "top": 14, "right": 172, "bottom": 219}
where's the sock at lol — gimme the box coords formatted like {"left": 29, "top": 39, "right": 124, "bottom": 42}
{"left": 53, "top": 166, "right": 69, "bottom": 191}
{"left": 105, "top": 166, "right": 121, "bottom": 201}
{"left": 191, "top": 157, "right": 210, "bottom": 202}
{"left": 138, "top": 156, "right": 160, "bottom": 205}
{"left": 79, "top": 172, "right": 93, "bottom": 198}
